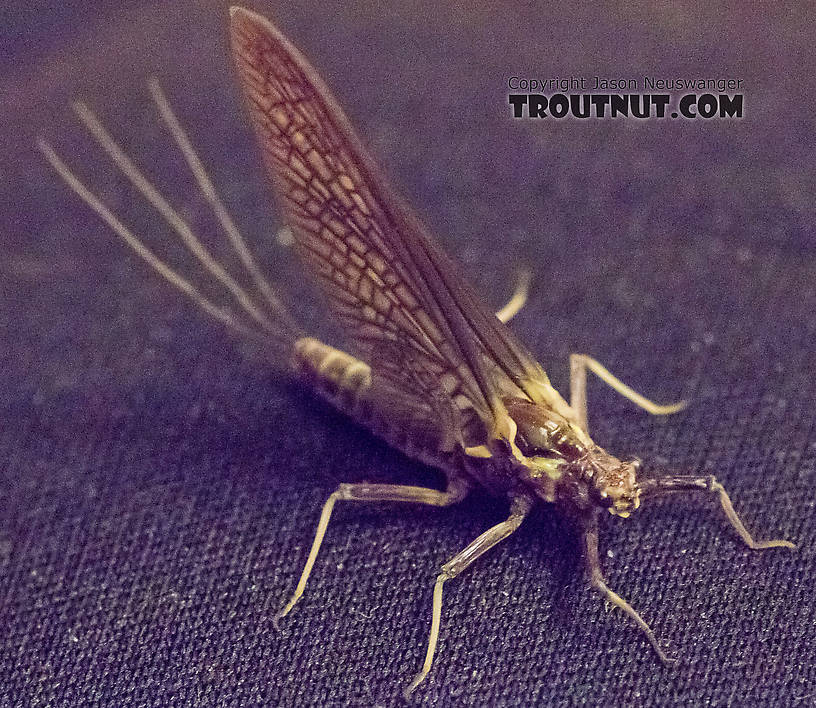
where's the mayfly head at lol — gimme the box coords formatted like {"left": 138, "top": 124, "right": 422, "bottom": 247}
{"left": 581, "top": 452, "right": 643, "bottom": 518}
{"left": 546, "top": 447, "right": 643, "bottom": 518}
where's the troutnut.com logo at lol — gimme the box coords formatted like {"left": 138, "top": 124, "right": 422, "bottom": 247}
{"left": 508, "top": 76, "right": 745, "bottom": 119}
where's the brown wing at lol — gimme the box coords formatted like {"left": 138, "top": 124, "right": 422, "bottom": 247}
{"left": 230, "top": 7, "right": 556, "bottom": 442}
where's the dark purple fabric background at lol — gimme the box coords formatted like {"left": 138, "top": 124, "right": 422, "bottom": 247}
{"left": 2, "top": 1, "right": 814, "bottom": 705}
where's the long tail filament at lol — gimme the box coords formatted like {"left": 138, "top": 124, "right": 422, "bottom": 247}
{"left": 38, "top": 81, "right": 304, "bottom": 351}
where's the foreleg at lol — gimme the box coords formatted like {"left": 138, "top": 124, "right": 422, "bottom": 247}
{"left": 582, "top": 514, "right": 675, "bottom": 664}
{"left": 495, "top": 269, "right": 531, "bottom": 323}
{"left": 637, "top": 474, "right": 795, "bottom": 550}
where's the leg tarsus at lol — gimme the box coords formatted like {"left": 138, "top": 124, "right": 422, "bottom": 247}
{"left": 583, "top": 514, "right": 677, "bottom": 665}
{"left": 274, "top": 488, "right": 341, "bottom": 628}
{"left": 637, "top": 474, "right": 795, "bottom": 551}
{"left": 569, "top": 353, "right": 687, "bottom": 431}
{"left": 710, "top": 478, "right": 795, "bottom": 550}
{"left": 495, "top": 269, "right": 531, "bottom": 323}
{"left": 590, "top": 576, "right": 677, "bottom": 666}
{"left": 274, "top": 475, "right": 470, "bottom": 627}
{"left": 404, "top": 494, "right": 533, "bottom": 696}
{"left": 403, "top": 571, "right": 448, "bottom": 699}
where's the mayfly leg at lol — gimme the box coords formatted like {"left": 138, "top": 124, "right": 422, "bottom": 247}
{"left": 637, "top": 475, "right": 796, "bottom": 550}
{"left": 581, "top": 515, "right": 676, "bottom": 665}
{"left": 495, "top": 269, "right": 531, "bottom": 324}
{"left": 569, "top": 353, "right": 688, "bottom": 432}
{"left": 275, "top": 474, "right": 471, "bottom": 626}
{"left": 404, "top": 494, "right": 534, "bottom": 697}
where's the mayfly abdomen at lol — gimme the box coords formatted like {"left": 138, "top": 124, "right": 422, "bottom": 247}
{"left": 292, "top": 337, "right": 372, "bottom": 412}
{"left": 292, "top": 336, "right": 458, "bottom": 471}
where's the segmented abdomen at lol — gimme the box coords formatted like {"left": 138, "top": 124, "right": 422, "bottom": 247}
{"left": 292, "top": 337, "right": 372, "bottom": 416}
{"left": 291, "top": 336, "right": 458, "bottom": 472}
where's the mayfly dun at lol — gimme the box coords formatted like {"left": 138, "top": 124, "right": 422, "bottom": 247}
{"left": 38, "top": 6, "right": 795, "bottom": 696}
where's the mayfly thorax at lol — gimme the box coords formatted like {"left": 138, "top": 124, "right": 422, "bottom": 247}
{"left": 38, "top": 6, "right": 795, "bottom": 696}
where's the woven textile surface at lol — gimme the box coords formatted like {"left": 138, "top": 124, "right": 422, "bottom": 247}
{"left": 2, "top": 2, "right": 814, "bottom": 706}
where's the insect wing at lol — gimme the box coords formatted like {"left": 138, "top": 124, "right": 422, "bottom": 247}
{"left": 230, "top": 8, "right": 551, "bottom": 440}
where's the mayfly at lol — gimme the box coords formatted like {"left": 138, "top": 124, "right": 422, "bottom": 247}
{"left": 38, "top": 6, "right": 794, "bottom": 695}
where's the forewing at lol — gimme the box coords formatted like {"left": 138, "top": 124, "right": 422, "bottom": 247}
{"left": 230, "top": 8, "right": 553, "bottom": 440}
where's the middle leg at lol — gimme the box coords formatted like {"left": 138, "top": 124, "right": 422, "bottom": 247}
{"left": 404, "top": 494, "right": 534, "bottom": 696}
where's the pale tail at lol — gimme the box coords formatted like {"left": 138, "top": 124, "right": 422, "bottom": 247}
{"left": 37, "top": 81, "right": 303, "bottom": 358}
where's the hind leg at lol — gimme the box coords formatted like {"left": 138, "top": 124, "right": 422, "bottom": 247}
{"left": 275, "top": 474, "right": 470, "bottom": 625}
